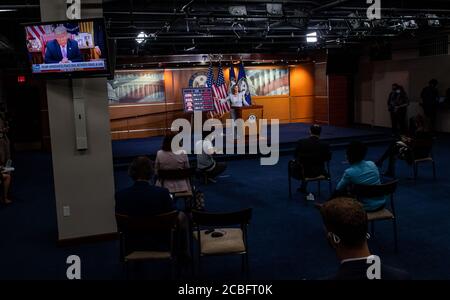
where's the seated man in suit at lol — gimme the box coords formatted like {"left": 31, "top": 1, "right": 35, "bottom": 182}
{"left": 44, "top": 25, "right": 82, "bottom": 64}
{"left": 116, "top": 156, "right": 174, "bottom": 216}
{"left": 115, "top": 156, "right": 190, "bottom": 262}
{"left": 320, "top": 197, "right": 410, "bottom": 280}
{"left": 292, "top": 124, "right": 331, "bottom": 193}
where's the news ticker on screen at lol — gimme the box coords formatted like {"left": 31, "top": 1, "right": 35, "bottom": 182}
{"left": 32, "top": 60, "right": 106, "bottom": 73}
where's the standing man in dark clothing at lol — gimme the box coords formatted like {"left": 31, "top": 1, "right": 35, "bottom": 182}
{"left": 292, "top": 124, "right": 331, "bottom": 193}
{"left": 421, "top": 79, "right": 439, "bottom": 132}
{"left": 388, "top": 84, "right": 409, "bottom": 136}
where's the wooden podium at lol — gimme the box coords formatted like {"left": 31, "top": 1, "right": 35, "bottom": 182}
{"left": 235, "top": 105, "right": 264, "bottom": 137}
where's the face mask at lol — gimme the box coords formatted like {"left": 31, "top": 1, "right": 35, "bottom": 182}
{"left": 396, "top": 90, "right": 401, "bottom": 94}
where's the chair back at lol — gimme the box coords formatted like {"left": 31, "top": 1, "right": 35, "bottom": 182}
{"left": 115, "top": 211, "right": 179, "bottom": 234}
{"left": 294, "top": 151, "right": 332, "bottom": 179}
{"left": 157, "top": 167, "right": 196, "bottom": 181}
{"left": 411, "top": 138, "right": 433, "bottom": 159}
{"left": 115, "top": 211, "right": 179, "bottom": 260}
{"left": 192, "top": 208, "right": 252, "bottom": 227}
{"left": 353, "top": 180, "right": 398, "bottom": 199}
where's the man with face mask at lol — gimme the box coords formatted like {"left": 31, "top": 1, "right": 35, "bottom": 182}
{"left": 319, "top": 198, "right": 410, "bottom": 280}
{"left": 388, "top": 84, "right": 409, "bottom": 136}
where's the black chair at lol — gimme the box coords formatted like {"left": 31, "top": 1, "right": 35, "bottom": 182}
{"left": 191, "top": 208, "right": 252, "bottom": 278}
{"left": 353, "top": 180, "right": 399, "bottom": 252}
{"left": 288, "top": 153, "right": 332, "bottom": 200}
{"left": 157, "top": 167, "right": 197, "bottom": 210}
{"left": 409, "top": 138, "right": 436, "bottom": 181}
{"left": 115, "top": 211, "right": 179, "bottom": 279}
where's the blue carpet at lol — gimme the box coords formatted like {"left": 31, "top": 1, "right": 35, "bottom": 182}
{"left": 111, "top": 123, "right": 388, "bottom": 159}
{"left": 1, "top": 135, "right": 450, "bottom": 279}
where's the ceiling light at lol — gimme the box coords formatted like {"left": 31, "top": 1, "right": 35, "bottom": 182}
{"left": 0, "top": 9, "right": 16, "bottom": 13}
{"left": 306, "top": 32, "right": 318, "bottom": 43}
{"left": 426, "top": 14, "right": 440, "bottom": 27}
{"left": 266, "top": 3, "right": 283, "bottom": 15}
{"left": 402, "top": 18, "right": 419, "bottom": 30}
{"left": 135, "top": 32, "right": 148, "bottom": 44}
{"left": 348, "top": 13, "right": 361, "bottom": 29}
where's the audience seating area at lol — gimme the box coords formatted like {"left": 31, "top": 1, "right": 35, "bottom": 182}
{"left": 1, "top": 137, "right": 450, "bottom": 280}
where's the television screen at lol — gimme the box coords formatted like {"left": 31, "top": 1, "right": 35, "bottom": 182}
{"left": 24, "top": 18, "right": 110, "bottom": 78}
{"left": 182, "top": 88, "right": 214, "bottom": 112}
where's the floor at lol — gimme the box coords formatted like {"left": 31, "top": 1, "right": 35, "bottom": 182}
{"left": 1, "top": 134, "right": 449, "bottom": 279}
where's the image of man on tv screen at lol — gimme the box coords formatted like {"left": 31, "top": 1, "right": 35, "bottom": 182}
{"left": 44, "top": 25, "right": 82, "bottom": 64}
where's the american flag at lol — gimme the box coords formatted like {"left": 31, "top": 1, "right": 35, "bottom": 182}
{"left": 211, "top": 62, "right": 231, "bottom": 116}
{"left": 26, "top": 25, "right": 47, "bottom": 41}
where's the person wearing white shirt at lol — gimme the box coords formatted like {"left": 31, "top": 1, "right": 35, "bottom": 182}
{"left": 221, "top": 84, "right": 250, "bottom": 138}
{"left": 195, "top": 134, "right": 227, "bottom": 182}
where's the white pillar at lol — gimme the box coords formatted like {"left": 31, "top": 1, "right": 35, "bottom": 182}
{"left": 40, "top": 0, "right": 116, "bottom": 241}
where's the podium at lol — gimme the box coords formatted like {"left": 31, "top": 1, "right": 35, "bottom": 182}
{"left": 235, "top": 105, "right": 264, "bottom": 137}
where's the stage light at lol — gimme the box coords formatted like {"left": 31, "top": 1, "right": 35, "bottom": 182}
{"left": 426, "top": 14, "right": 440, "bottom": 27}
{"left": 229, "top": 6, "right": 247, "bottom": 16}
{"left": 348, "top": 13, "right": 361, "bottom": 29}
{"left": 135, "top": 32, "right": 148, "bottom": 44}
{"left": 306, "top": 32, "right": 318, "bottom": 43}
{"left": 266, "top": 3, "right": 283, "bottom": 15}
{"left": 402, "top": 18, "right": 418, "bottom": 30}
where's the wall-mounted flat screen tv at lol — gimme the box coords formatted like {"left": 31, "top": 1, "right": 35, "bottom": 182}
{"left": 23, "top": 18, "right": 110, "bottom": 78}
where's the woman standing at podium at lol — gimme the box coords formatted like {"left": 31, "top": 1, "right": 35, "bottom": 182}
{"left": 222, "top": 84, "right": 250, "bottom": 138}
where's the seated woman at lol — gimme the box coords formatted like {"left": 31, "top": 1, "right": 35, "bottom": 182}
{"left": 376, "top": 114, "right": 432, "bottom": 177}
{"left": 155, "top": 133, "right": 191, "bottom": 193}
{"left": 335, "top": 141, "right": 385, "bottom": 212}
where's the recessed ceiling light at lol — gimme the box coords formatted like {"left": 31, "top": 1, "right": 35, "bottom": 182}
{"left": 135, "top": 32, "right": 147, "bottom": 44}
{"left": 306, "top": 32, "right": 318, "bottom": 43}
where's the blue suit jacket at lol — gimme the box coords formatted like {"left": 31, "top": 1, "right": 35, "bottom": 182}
{"left": 44, "top": 39, "right": 82, "bottom": 64}
{"left": 115, "top": 181, "right": 176, "bottom": 252}
{"left": 115, "top": 181, "right": 175, "bottom": 217}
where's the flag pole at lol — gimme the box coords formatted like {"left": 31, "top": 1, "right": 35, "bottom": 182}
{"left": 207, "top": 54, "right": 216, "bottom": 120}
